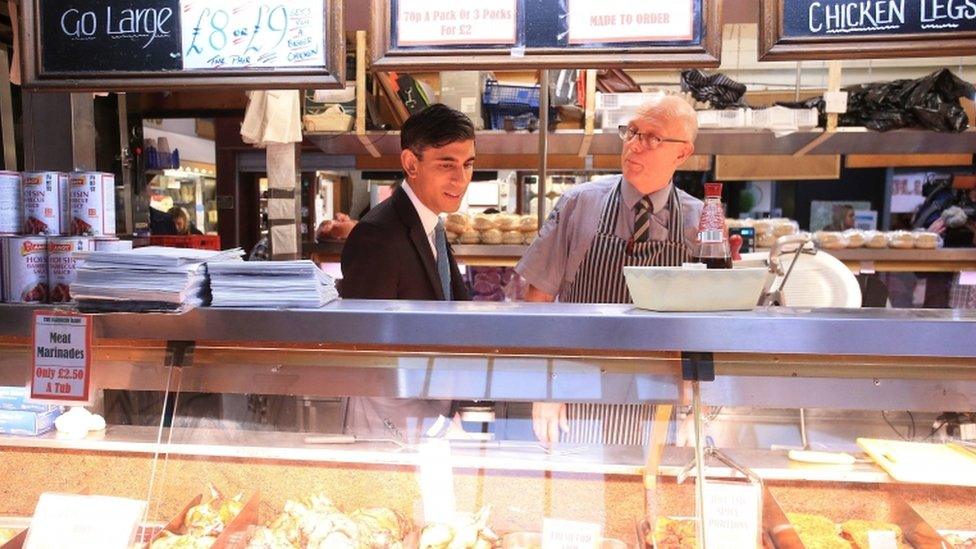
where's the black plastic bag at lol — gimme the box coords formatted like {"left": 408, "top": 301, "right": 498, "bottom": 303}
{"left": 780, "top": 69, "right": 974, "bottom": 132}
{"left": 680, "top": 69, "right": 747, "bottom": 109}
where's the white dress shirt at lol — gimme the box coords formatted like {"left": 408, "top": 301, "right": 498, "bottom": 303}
{"left": 401, "top": 180, "right": 440, "bottom": 259}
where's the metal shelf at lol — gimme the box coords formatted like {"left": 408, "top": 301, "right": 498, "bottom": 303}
{"left": 305, "top": 128, "right": 976, "bottom": 157}
{"left": 0, "top": 426, "right": 892, "bottom": 483}
{"left": 2, "top": 303, "right": 974, "bottom": 358}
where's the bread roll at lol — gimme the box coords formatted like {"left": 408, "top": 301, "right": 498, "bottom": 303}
{"left": 864, "top": 230, "right": 887, "bottom": 249}
{"left": 756, "top": 232, "right": 776, "bottom": 248}
{"left": 887, "top": 230, "right": 914, "bottom": 249}
{"left": 773, "top": 221, "right": 798, "bottom": 237}
{"left": 523, "top": 231, "right": 538, "bottom": 245}
{"left": 842, "top": 229, "right": 865, "bottom": 248}
{"left": 495, "top": 214, "right": 519, "bottom": 231}
{"left": 446, "top": 212, "right": 469, "bottom": 227}
{"left": 913, "top": 231, "right": 940, "bottom": 249}
{"left": 472, "top": 214, "right": 494, "bottom": 231}
{"left": 519, "top": 215, "right": 539, "bottom": 232}
{"left": 481, "top": 228, "right": 502, "bottom": 245}
{"left": 753, "top": 220, "right": 773, "bottom": 235}
{"left": 815, "top": 231, "right": 846, "bottom": 250}
{"left": 502, "top": 230, "right": 524, "bottom": 245}
{"left": 445, "top": 231, "right": 459, "bottom": 243}
{"left": 459, "top": 228, "right": 481, "bottom": 244}
{"left": 445, "top": 213, "right": 470, "bottom": 234}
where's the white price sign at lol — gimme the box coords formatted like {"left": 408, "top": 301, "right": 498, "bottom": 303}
{"left": 702, "top": 481, "right": 762, "bottom": 549}
{"left": 181, "top": 0, "right": 325, "bottom": 69}
{"left": 25, "top": 493, "right": 146, "bottom": 549}
{"left": 31, "top": 311, "right": 92, "bottom": 403}
{"left": 567, "top": 0, "right": 694, "bottom": 44}
{"left": 396, "top": 0, "right": 517, "bottom": 46}
{"left": 541, "top": 518, "right": 602, "bottom": 549}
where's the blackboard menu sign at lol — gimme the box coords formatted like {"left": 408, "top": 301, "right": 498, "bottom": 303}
{"left": 21, "top": 0, "right": 345, "bottom": 91}
{"left": 371, "top": 0, "right": 722, "bottom": 70}
{"left": 761, "top": 0, "right": 976, "bottom": 60}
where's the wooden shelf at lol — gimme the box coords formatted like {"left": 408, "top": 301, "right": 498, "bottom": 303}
{"left": 824, "top": 248, "right": 976, "bottom": 273}
{"left": 305, "top": 128, "right": 976, "bottom": 159}
{"left": 306, "top": 241, "right": 527, "bottom": 267}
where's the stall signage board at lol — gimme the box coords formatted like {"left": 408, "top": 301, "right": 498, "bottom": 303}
{"left": 761, "top": 0, "right": 976, "bottom": 60}
{"left": 375, "top": 0, "right": 720, "bottom": 69}
{"left": 25, "top": 493, "right": 146, "bottom": 549}
{"left": 701, "top": 480, "right": 762, "bottom": 549}
{"left": 22, "top": 0, "right": 344, "bottom": 90}
{"left": 30, "top": 311, "right": 92, "bottom": 403}
{"left": 395, "top": 0, "right": 517, "bottom": 46}
{"left": 783, "top": 0, "right": 976, "bottom": 38}
{"left": 567, "top": 0, "right": 695, "bottom": 44}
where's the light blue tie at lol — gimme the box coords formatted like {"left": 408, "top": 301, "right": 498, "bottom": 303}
{"left": 434, "top": 219, "right": 452, "bottom": 300}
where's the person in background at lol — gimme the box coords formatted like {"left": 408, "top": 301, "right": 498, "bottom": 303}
{"left": 168, "top": 206, "right": 203, "bottom": 235}
{"left": 824, "top": 204, "right": 856, "bottom": 231}
{"left": 515, "top": 94, "right": 702, "bottom": 445}
{"left": 340, "top": 103, "right": 475, "bottom": 439}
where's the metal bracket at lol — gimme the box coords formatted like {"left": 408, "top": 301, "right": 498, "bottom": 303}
{"left": 681, "top": 352, "right": 715, "bottom": 382}
{"left": 164, "top": 340, "right": 196, "bottom": 368}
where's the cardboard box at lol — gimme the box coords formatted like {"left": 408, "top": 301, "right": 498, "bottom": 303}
{"left": 440, "top": 71, "right": 485, "bottom": 130}
{"left": 0, "top": 408, "right": 62, "bottom": 436}
{"left": 0, "top": 386, "right": 61, "bottom": 413}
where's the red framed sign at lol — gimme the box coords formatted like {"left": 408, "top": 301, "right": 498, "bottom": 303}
{"left": 30, "top": 310, "right": 93, "bottom": 403}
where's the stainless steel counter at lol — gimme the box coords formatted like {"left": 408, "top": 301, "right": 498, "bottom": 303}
{"left": 1, "top": 302, "right": 974, "bottom": 358}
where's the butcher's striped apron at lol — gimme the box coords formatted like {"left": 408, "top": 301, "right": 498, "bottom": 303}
{"left": 562, "top": 178, "right": 690, "bottom": 445}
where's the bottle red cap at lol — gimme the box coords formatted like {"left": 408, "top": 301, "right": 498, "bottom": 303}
{"left": 704, "top": 182, "right": 723, "bottom": 198}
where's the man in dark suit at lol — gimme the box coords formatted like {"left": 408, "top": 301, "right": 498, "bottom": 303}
{"left": 340, "top": 104, "right": 475, "bottom": 439}
{"left": 341, "top": 104, "right": 474, "bottom": 300}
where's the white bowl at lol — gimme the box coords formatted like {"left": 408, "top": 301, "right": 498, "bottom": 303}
{"left": 623, "top": 265, "right": 769, "bottom": 311}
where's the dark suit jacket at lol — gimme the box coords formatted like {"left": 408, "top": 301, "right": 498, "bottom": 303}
{"left": 341, "top": 186, "right": 470, "bottom": 300}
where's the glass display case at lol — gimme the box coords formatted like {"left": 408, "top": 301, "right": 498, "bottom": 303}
{"left": 0, "top": 303, "right": 974, "bottom": 548}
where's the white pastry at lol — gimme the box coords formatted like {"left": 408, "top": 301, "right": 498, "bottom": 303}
{"left": 842, "top": 229, "right": 865, "bottom": 248}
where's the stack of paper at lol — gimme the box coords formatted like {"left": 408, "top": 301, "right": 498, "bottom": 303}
{"left": 208, "top": 260, "right": 338, "bottom": 308}
{"left": 71, "top": 247, "right": 244, "bottom": 313}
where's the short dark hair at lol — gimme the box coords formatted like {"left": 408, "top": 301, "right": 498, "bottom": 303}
{"left": 401, "top": 103, "right": 475, "bottom": 157}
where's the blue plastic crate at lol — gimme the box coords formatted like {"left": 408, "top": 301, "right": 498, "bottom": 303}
{"left": 483, "top": 80, "right": 541, "bottom": 109}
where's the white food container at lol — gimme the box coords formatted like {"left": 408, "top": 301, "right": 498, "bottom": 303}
{"left": 624, "top": 265, "right": 769, "bottom": 311}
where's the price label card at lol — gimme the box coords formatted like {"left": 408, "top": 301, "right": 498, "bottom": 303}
{"left": 567, "top": 0, "right": 694, "bottom": 44}
{"left": 396, "top": 0, "right": 517, "bottom": 46}
{"left": 418, "top": 439, "right": 456, "bottom": 523}
{"left": 181, "top": 0, "right": 326, "bottom": 69}
{"left": 25, "top": 493, "right": 146, "bottom": 549}
{"left": 541, "top": 518, "right": 602, "bottom": 549}
{"left": 31, "top": 311, "right": 92, "bottom": 403}
{"left": 701, "top": 481, "right": 762, "bottom": 549}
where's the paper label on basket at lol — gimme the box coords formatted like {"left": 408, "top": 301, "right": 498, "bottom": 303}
{"left": 30, "top": 311, "right": 92, "bottom": 403}
{"left": 25, "top": 493, "right": 145, "bottom": 549}
{"left": 824, "top": 91, "right": 849, "bottom": 113}
{"left": 866, "top": 530, "right": 898, "bottom": 549}
{"left": 959, "top": 271, "right": 976, "bottom": 286}
{"left": 395, "top": 0, "right": 517, "bottom": 46}
{"left": 418, "top": 439, "right": 456, "bottom": 523}
{"left": 702, "top": 481, "right": 761, "bottom": 549}
{"left": 541, "top": 518, "right": 602, "bottom": 549}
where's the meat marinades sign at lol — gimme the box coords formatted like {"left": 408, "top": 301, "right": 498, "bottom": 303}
{"left": 785, "top": 0, "right": 976, "bottom": 37}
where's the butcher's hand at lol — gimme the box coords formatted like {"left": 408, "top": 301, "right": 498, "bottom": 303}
{"left": 532, "top": 402, "right": 568, "bottom": 446}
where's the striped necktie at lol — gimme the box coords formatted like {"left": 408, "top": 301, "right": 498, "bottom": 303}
{"left": 633, "top": 195, "right": 653, "bottom": 243}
